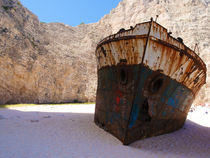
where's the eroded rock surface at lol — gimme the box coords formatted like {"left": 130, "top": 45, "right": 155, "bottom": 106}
{"left": 0, "top": 0, "right": 209, "bottom": 104}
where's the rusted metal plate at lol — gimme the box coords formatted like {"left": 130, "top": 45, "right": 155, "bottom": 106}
{"left": 96, "top": 20, "right": 206, "bottom": 96}
{"left": 96, "top": 38, "right": 146, "bottom": 69}
{"left": 94, "top": 19, "right": 207, "bottom": 145}
{"left": 143, "top": 39, "right": 206, "bottom": 95}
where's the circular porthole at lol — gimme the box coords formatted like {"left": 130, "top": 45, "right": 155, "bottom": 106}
{"left": 149, "top": 76, "right": 164, "bottom": 94}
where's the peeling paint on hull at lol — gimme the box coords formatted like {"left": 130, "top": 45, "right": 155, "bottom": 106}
{"left": 94, "top": 19, "right": 206, "bottom": 145}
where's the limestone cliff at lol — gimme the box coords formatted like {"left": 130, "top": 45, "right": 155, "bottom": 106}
{"left": 0, "top": 0, "right": 97, "bottom": 103}
{"left": 0, "top": 0, "right": 209, "bottom": 104}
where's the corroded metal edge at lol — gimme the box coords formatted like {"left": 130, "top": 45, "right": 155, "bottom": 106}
{"left": 94, "top": 19, "right": 207, "bottom": 145}
{"left": 95, "top": 64, "right": 194, "bottom": 145}
{"left": 96, "top": 21, "right": 206, "bottom": 74}
{"left": 96, "top": 20, "right": 206, "bottom": 78}
{"left": 95, "top": 20, "right": 207, "bottom": 96}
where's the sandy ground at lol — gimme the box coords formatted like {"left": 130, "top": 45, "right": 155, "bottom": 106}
{"left": 0, "top": 104, "right": 209, "bottom": 158}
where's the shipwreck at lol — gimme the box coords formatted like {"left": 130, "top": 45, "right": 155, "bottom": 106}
{"left": 94, "top": 18, "right": 206, "bottom": 145}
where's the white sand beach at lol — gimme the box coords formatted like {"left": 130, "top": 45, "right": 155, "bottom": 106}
{"left": 0, "top": 104, "right": 209, "bottom": 158}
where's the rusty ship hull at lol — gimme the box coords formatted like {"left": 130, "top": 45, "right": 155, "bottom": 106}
{"left": 94, "top": 19, "right": 206, "bottom": 145}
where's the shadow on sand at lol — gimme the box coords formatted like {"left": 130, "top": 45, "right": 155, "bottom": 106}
{"left": 130, "top": 119, "right": 210, "bottom": 157}
{"left": 0, "top": 106, "right": 209, "bottom": 158}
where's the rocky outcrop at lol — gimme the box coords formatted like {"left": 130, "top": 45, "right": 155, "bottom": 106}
{"left": 0, "top": 0, "right": 209, "bottom": 104}
{"left": 0, "top": 0, "right": 97, "bottom": 104}
{"left": 0, "top": 0, "right": 49, "bottom": 104}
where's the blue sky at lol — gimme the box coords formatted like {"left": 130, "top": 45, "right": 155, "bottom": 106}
{"left": 20, "top": 0, "right": 121, "bottom": 26}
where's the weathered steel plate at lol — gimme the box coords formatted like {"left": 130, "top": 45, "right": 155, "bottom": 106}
{"left": 94, "top": 19, "right": 206, "bottom": 145}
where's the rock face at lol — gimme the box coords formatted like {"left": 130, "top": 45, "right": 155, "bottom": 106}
{"left": 0, "top": 0, "right": 209, "bottom": 104}
{"left": 0, "top": 0, "right": 98, "bottom": 103}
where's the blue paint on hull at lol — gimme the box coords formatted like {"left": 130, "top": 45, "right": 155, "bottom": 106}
{"left": 128, "top": 66, "right": 194, "bottom": 128}
{"left": 95, "top": 64, "right": 194, "bottom": 143}
{"left": 129, "top": 103, "right": 139, "bottom": 128}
